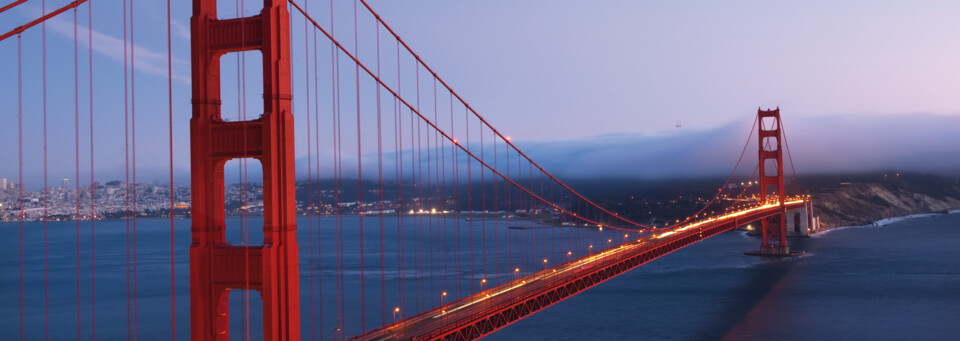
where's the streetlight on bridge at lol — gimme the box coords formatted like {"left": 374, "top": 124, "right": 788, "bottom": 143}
{"left": 606, "top": 239, "right": 612, "bottom": 260}
{"left": 441, "top": 291, "right": 448, "bottom": 313}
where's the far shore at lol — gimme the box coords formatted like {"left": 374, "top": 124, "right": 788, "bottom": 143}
{"left": 812, "top": 209, "right": 959, "bottom": 235}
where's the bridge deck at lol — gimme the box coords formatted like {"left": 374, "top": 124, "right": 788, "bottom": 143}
{"left": 353, "top": 201, "right": 806, "bottom": 341}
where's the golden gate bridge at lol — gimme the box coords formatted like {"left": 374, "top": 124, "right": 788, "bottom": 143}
{"left": 0, "top": 1, "right": 813, "bottom": 340}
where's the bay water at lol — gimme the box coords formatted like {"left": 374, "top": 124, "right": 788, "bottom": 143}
{"left": 1, "top": 213, "right": 957, "bottom": 340}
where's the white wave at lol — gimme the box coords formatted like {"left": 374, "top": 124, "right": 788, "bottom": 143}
{"left": 811, "top": 224, "right": 866, "bottom": 238}
{"left": 872, "top": 213, "right": 941, "bottom": 227}
{"left": 814, "top": 212, "right": 950, "bottom": 238}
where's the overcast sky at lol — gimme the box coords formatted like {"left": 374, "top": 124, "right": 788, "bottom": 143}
{"left": 1, "top": 1, "right": 958, "bottom": 187}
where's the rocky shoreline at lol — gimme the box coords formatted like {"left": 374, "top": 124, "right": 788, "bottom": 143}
{"left": 807, "top": 173, "right": 960, "bottom": 229}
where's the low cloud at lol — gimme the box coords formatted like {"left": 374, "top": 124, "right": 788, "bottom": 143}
{"left": 517, "top": 114, "right": 960, "bottom": 179}
{"left": 280, "top": 113, "right": 960, "bottom": 182}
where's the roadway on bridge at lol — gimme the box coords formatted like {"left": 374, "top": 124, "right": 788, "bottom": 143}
{"left": 355, "top": 201, "right": 805, "bottom": 340}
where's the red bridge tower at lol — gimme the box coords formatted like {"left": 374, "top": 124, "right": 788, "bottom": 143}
{"left": 756, "top": 108, "right": 790, "bottom": 255}
{"left": 189, "top": 0, "right": 299, "bottom": 339}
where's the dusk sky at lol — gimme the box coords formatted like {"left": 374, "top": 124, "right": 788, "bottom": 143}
{"left": 1, "top": 0, "right": 958, "bottom": 187}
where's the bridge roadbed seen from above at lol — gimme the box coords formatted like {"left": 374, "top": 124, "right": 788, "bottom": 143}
{"left": 354, "top": 200, "right": 807, "bottom": 341}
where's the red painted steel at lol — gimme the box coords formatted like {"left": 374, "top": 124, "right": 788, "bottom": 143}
{"left": 0, "top": 0, "right": 28, "bottom": 15}
{"left": 757, "top": 108, "right": 789, "bottom": 254}
{"left": 0, "top": 0, "right": 89, "bottom": 42}
{"left": 190, "top": 0, "right": 299, "bottom": 340}
{"left": 354, "top": 202, "right": 806, "bottom": 341}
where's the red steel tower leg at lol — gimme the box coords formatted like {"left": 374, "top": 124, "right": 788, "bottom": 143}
{"left": 190, "top": 0, "right": 299, "bottom": 340}
{"left": 757, "top": 108, "right": 789, "bottom": 255}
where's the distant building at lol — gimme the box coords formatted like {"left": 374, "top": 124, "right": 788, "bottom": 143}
{"left": 0, "top": 178, "right": 6, "bottom": 190}
{"left": 62, "top": 178, "right": 70, "bottom": 190}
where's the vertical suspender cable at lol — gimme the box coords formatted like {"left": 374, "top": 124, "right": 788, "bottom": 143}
{"left": 312, "top": 21, "right": 324, "bottom": 341}
{"left": 526, "top": 158, "right": 532, "bottom": 260}
{"left": 536, "top": 164, "right": 542, "bottom": 262}
{"left": 463, "top": 94, "right": 472, "bottom": 295}
{"left": 233, "top": 2, "right": 243, "bottom": 338}
{"left": 233, "top": 2, "right": 249, "bottom": 338}
{"left": 554, "top": 178, "right": 560, "bottom": 262}
{"left": 375, "top": 19, "right": 387, "bottom": 327}
{"left": 479, "top": 117, "right": 486, "bottom": 283}
{"left": 74, "top": 7, "right": 82, "bottom": 340}
{"left": 41, "top": 0, "right": 51, "bottom": 338}
{"left": 121, "top": 0, "right": 132, "bottom": 337}
{"left": 165, "top": 0, "right": 175, "bottom": 338}
{"left": 17, "top": 33, "right": 24, "bottom": 341}
{"left": 238, "top": 2, "right": 251, "bottom": 338}
{"left": 394, "top": 39, "right": 404, "bottom": 318}
{"left": 503, "top": 139, "right": 510, "bottom": 275}
{"left": 428, "top": 74, "right": 437, "bottom": 307}
{"left": 352, "top": 0, "right": 366, "bottom": 332}
{"left": 492, "top": 134, "right": 499, "bottom": 285}
{"left": 130, "top": 2, "right": 140, "bottom": 334}
{"left": 414, "top": 104, "right": 422, "bottom": 313}
{"left": 313, "top": 23, "right": 323, "bottom": 341}
{"left": 87, "top": 2, "right": 96, "bottom": 337}
{"left": 329, "top": 0, "right": 345, "bottom": 333}
{"left": 302, "top": 5, "right": 315, "bottom": 340}
{"left": 542, "top": 168, "right": 548, "bottom": 263}
{"left": 415, "top": 64, "right": 422, "bottom": 313}
{"left": 411, "top": 109, "right": 420, "bottom": 313}
{"left": 433, "top": 79, "right": 443, "bottom": 300}
{"left": 445, "top": 85, "right": 456, "bottom": 299}
{"left": 393, "top": 99, "right": 403, "bottom": 320}
{"left": 427, "top": 73, "right": 436, "bottom": 308}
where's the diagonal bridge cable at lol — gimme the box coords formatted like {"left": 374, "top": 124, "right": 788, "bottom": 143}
{"left": 355, "top": 0, "right": 766, "bottom": 231}
{"left": 291, "top": 0, "right": 766, "bottom": 232}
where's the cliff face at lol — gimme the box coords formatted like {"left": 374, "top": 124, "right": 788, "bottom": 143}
{"left": 808, "top": 174, "right": 960, "bottom": 228}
